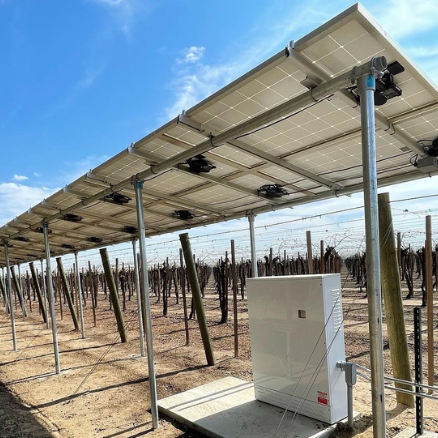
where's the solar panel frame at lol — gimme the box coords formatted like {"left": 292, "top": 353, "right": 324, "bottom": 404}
{"left": 2, "top": 4, "right": 438, "bottom": 266}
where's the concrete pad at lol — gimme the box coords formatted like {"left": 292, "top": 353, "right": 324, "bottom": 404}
{"left": 393, "top": 428, "right": 438, "bottom": 438}
{"left": 158, "top": 377, "right": 354, "bottom": 438}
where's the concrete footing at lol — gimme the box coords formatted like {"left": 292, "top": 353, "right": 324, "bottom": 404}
{"left": 393, "top": 428, "right": 438, "bottom": 438}
{"left": 158, "top": 376, "right": 358, "bottom": 438}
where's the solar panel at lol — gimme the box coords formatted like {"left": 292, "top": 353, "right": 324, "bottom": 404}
{"left": 2, "top": 3, "right": 438, "bottom": 265}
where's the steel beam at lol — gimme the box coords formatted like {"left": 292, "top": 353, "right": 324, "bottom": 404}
{"left": 174, "top": 116, "right": 342, "bottom": 191}
{"left": 161, "top": 133, "right": 315, "bottom": 195}
{"left": 85, "top": 172, "right": 224, "bottom": 216}
{"left": 127, "top": 146, "right": 287, "bottom": 205}
{"left": 229, "top": 138, "right": 343, "bottom": 190}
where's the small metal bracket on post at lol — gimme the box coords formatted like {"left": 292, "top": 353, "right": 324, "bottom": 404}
{"left": 337, "top": 361, "right": 357, "bottom": 428}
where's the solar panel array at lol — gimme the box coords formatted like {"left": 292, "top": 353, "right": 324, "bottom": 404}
{"left": 1, "top": 3, "right": 438, "bottom": 266}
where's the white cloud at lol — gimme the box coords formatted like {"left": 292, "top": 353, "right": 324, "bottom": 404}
{"left": 0, "top": 183, "right": 58, "bottom": 225}
{"left": 179, "top": 46, "right": 205, "bottom": 64}
{"left": 33, "top": 172, "right": 41, "bottom": 177}
{"left": 377, "top": 0, "right": 438, "bottom": 39}
{"left": 166, "top": 59, "right": 241, "bottom": 118}
{"left": 13, "top": 174, "right": 28, "bottom": 181}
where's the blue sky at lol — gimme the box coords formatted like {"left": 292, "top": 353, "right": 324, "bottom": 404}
{"left": 2, "top": 0, "right": 438, "bottom": 266}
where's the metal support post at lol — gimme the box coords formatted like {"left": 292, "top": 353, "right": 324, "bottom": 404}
{"left": 43, "top": 223, "right": 61, "bottom": 374}
{"left": 40, "top": 259, "right": 49, "bottom": 329}
{"left": 4, "top": 243, "right": 17, "bottom": 351}
{"left": 74, "top": 252, "right": 86, "bottom": 339}
{"left": 248, "top": 215, "right": 258, "bottom": 278}
{"left": 357, "top": 72, "right": 386, "bottom": 438}
{"left": 337, "top": 361, "right": 357, "bottom": 429}
{"left": 414, "top": 307, "right": 423, "bottom": 435}
{"left": 134, "top": 180, "right": 158, "bottom": 429}
{"left": 132, "top": 239, "right": 145, "bottom": 357}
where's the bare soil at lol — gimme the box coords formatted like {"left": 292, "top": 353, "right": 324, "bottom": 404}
{"left": 0, "top": 271, "right": 437, "bottom": 438}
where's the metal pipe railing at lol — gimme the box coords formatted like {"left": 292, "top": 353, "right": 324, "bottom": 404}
{"left": 356, "top": 371, "right": 438, "bottom": 401}
{"left": 356, "top": 364, "right": 438, "bottom": 393}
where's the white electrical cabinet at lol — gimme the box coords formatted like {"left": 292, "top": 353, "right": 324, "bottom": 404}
{"left": 247, "top": 274, "right": 347, "bottom": 424}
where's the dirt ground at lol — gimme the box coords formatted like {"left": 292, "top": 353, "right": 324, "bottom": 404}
{"left": 0, "top": 270, "right": 437, "bottom": 438}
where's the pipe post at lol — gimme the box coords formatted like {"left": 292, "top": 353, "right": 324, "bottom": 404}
{"left": 357, "top": 71, "right": 386, "bottom": 437}
{"left": 132, "top": 239, "right": 145, "bottom": 357}
{"left": 133, "top": 180, "right": 158, "bottom": 429}
{"left": 248, "top": 215, "right": 258, "bottom": 278}
{"left": 74, "top": 252, "right": 86, "bottom": 339}
{"left": 43, "top": 222, "right": 61, "bottom": 374}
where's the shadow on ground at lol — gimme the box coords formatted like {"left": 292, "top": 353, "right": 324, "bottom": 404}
{"left": 0, "top": 382, "right": 59, "bottom": 437}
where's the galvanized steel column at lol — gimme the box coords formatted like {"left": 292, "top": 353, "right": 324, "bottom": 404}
{"left": 132, "top": 239, "right": 145, "bottom": 357}
{"left": 134, "top": 180, "right": 158, "bottom": 429}
{"left": 4, "top": 243, "right": 17, "bottom": 351}
{"left": 357, "top": 73, "right": 386, "bottom": 438}
{"left": 74, "top": 252, "right": 86, "bottom": 339}
{"left": 43, "top": 223, "right": 61, "bottom": 374}
{"left": 248, "top": 215, "right": 258, "bottom": 277}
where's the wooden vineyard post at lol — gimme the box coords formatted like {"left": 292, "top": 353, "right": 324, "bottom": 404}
{"left": 180, "top": 233, "right": 215, "bottom": 365}
{"left": 231, "top": 240, "right": 238, "bottom": 357}
{"left": 73, "top": 264, "right": 79, "bottom": 320}
{"left": 115, "top": 258, "right": 119, "bottom": 295}
{"left": 425, "top": 216, "right": 434, "bottom": 391}
{"left": 179, "top": 249, "right": 189, "bottom": 346}
{"left": 163, "top": 259, "right": 169, "bottom": 316}
{"left": 320, "top": 240, "right": 324, "bottom": 274}
{"left": 306, "top": 231, "right": 313, "bottom": 274}
{"left": 283, "top": 250, "right": 287, "bottom": 275}
{"left": 269, "top": 248, "right": 273, "bottom": 276}
{"left": 57, "top": 271, "right": 63, "bottom": 320}
{"left": 397, "top": 232, "right": 402, "bottom": 270}
{"left": 378, "top": 193, "right": 413, "bottom": 407}
{"left": 29, "top": 262, "right": 48, "bottom": 324}
{"left": 26, "top": 271, "right": 32, "bottom": 313}
{"left": 56, "top": 258, "right": 79, "bottom": 330}
{"left": 0, "top": 273, "right": 9, "bottom": 313}
{"left": 10, "top": 267, "right": 27, "bottom": 318}
{"left": 100, "top": 248, "right": 127, "bottom": 343}
{"left": 88, "top": 262, "right": 97, "bottom": 327}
